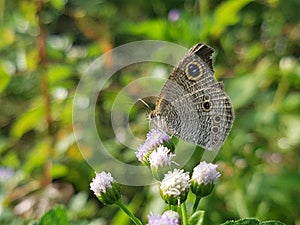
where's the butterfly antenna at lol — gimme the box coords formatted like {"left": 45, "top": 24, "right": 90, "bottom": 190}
{"left": 138, "top": 98, "right": 151, "bottom": 113}
{"left": 138, "top": 98, "right": 154, "bottom": 129}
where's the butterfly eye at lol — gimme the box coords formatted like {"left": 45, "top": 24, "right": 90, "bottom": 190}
{"left": 202, "top": 100, "right": 212, "bottom": 111}
{"left": 188, "top": 63, "right": 199, "bottom": 75}
{"left": 203, "top": 95, "right": 210, "bottom": 101}
{"left": 185, "top": 62, "right": 202, "bottom": 80}
{"left": 211, "top": 126, "right": 219, "bottom": 134}
{"left": 213, "top": 115, "right": 221, "bottom": 123}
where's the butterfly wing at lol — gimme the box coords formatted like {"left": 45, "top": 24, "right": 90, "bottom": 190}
{"left": 152, "top": 43, "right": 234, "bottom": 150}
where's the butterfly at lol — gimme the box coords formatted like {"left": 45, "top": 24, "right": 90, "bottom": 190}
{"left": 149, "top": 43, "right": 234, "bottom": 150}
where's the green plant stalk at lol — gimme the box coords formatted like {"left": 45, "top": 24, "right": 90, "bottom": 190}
{"left": 192, "top": 196, "right": 201, "bottom": 214}
{"left": 181, "top": 203, "right": 188, "bottom": 225}
{"left": 170, "top": 204, "right": 178, "bottom": 212}
{"left": 115, "top": 200, "right": 143, "bottom": 225}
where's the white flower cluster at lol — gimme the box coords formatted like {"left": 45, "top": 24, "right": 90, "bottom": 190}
{"left": 192, "top": 161, "right": 221, "bottom": 185}
{"left": 149, "top": 146, "right": 175, "bottom": 169}
{"left": 90, "top": 171, "right": 114, "bottom": 196}
{"left": 160, "top": 169, "right": 190, "bottom": 197}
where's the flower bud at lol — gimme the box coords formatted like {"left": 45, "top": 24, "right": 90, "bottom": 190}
{"left": 149, "top": 146, "right": 176, "bottom": 181}
{"left": 90, "top": 171, "right": 121, "bottom": 205}
{"left": 191, "top": 161, "right": 220, "bottom": 197}
{"left": 160, "top": 169, "right": 190, "bottom": 205}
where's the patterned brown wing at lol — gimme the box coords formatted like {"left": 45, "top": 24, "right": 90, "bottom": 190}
{"left": 151, "top": 43, "right": 234, "bottom": 150}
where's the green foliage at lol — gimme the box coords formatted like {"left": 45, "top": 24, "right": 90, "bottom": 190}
{"left": 0, "top": 0, "right": 299, "bottom": 224}
{"left": 189, "top": 210, "right": 205, "bottom": 225}
{"left": 40, "top": 206, "right": 68, "bottom": 225}
{"left": 221, "top": 218, "right": 286, "bottom": 225}
{"left": 209, "top": 0, "right": 254, "bottom": 38}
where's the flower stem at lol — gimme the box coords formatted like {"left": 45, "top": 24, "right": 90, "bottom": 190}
{"left": 115, "top": 200, "right": 143, "bottom": 225}
{"left": 170, "top": 204, "right": 178, "bottom": 212}
{"left": 181, "top": 203, "right": 188, "bottom": 225}
{"left": 192, "top": 196, "right": 201, "bottom": 214}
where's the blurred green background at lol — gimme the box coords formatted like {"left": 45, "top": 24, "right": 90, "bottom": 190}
{"left": 0, "top": 0, "right": 299, "bottom": 224}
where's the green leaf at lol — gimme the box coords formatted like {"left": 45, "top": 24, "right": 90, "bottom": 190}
{"left": 51, "top": 164, "right": 69, "bottom": 179}
{"left": 211, "top": 0, "right": 253, "bottom": 37}
{"left": 23, "top": 139, "right": 50, "bottom": 174}
{"left": 0, "top": 62, "right": 11, "bottom": 93}
{"left": 189, "top": 210, "right": 205, "bottom": 225}
{"left": 260, "top": 221, "right": 286, "bottom": 225}
{"left": 40, "top": 205, "right": 68, "bottom": 225}
{"left": 281, "top": 115, "right": 300, "bottom": 148}
{"left": 47, "top": 64, "right": 73, "bottom": 85}
{"left": 10, "top": 99, "right": 45, "bottom": 138}
{"left": 221, "top": 218, "right": 260, "bottom": 225}
{"left": 1, "top": 151, "right": 20, "bottom": 168}
{"left": 127, "top": 20, "right": 167, "bottom": 39}
{"left": 221, "top": 219, "right": 286, "bottom": 225}
{"left": 49, "top": 0, "right": 65, "bottom": 10}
